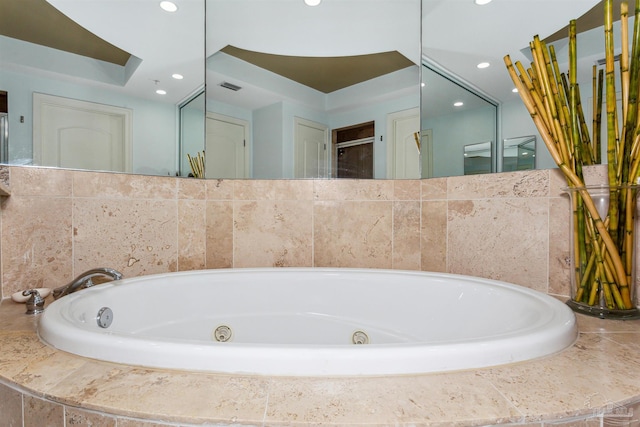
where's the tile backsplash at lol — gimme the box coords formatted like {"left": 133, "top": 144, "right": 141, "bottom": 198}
{"left": 0, "top": 166, "right": 577, "bottom": 299}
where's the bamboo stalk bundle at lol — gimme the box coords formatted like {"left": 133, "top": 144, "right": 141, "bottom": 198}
{"left": 187, "top": 151, "right": 205, "bottom": 178}
{"left": 504, "top": 0, "right": 640, "bottom": 313}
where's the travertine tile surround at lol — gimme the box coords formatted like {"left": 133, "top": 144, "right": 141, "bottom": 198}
{"left": 0, "top": 165, "right": 582, "bottom": 299}
{"left": 0, "top": 165, "right": 584, "bottom": 299}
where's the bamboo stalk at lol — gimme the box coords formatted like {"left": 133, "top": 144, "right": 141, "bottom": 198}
{"left": 570, "top": 47, "right": 589, "bottom": 285}
{"left": 621, "top": 1, "right": 630, "bottom": 130}
{"left": 569, "top": 20, "right": 587, "bottom": 177}
{"left": 623, "top": 0, "right": 640, "bottom": 184}
{"left": 594, "top": 67, "right": 604, "bottom": 164}
{"left": 604, "top": 0, "right": 621, "bottom": 243}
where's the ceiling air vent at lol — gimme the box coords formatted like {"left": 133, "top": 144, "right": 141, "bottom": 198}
{"left": 219, "top": 82, "right": 242, "bottom": 91}
{"left": 596, "top": 54, "right": 621, "bottom": 66}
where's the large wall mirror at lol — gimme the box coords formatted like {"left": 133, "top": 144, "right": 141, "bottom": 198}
{"left": 421, "top": 62, "right": 498, "bottom": 178}
{"left": 0, "top": 0, "right": 608, "bottom": 179}
{"left": 203, "top": 0, "right": 421, "bottom": 179}
{"left": 0, "top": 0, "right": 204, "bottom": 176}
{"left": 420, "top": 0, "right": 602, "bottom": 178}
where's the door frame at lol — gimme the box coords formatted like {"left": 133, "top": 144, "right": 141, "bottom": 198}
{"left": 33, "top": 93, "right": 133, "bottom": 172}
{"left": 421, "top": 129, "right": 434, "bottom": 178}
{"left": 386, "top": 107, "right": 420, "bottom": 179}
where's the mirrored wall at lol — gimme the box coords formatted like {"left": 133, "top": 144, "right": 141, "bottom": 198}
{"left": 203, "top": 0, "right": 421, "bottom": 179}
{"left": 1, "top": 0, "right": 559, "bottom": 180}
{"left": 420, "top": 63, "right": 499, "bottom": 178}
{"left": 0, "top": 0, "right": 205, "bottom": 176}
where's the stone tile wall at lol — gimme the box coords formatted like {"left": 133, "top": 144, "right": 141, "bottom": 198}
{"left": 0, "top": 165, "right": 577, "bottom": 300}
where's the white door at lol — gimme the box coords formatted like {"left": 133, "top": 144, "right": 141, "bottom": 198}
{"left": 387, "top": 108, "right": 420, "bottom": 179}
{"left": 33, "top": 93, "right": 132, "bottom": 172}
{"left": 294, "top": 117, "right": 328, "bottom": 178}
{"left": 205, "top": 113, "right": 249, "bottom": 179}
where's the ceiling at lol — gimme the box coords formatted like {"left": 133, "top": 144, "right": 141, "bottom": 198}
{"left": 0, "top": 0, "right": 204, "bottom": 104}
{"left": 0, "top": 0, "right": 130, "bottom": 66}
{"left": 0, "top": 0, "right": 415, "bottom": 101}
{"left": 423, "top": 0, "right": 608, "bottom": 104}
{"left": 0, "top": 0, "right": 626, "bottom": 108}
{"left": 219, "top": 45, "right": 414, "bottom": 94}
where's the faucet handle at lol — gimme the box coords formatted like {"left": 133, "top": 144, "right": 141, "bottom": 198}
{"left": 22, "top": 289, "right": 45, "bottom": 315}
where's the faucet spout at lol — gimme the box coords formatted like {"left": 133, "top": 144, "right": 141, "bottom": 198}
{"left": 53, "top": 267, "right": 123, "bottom": 299}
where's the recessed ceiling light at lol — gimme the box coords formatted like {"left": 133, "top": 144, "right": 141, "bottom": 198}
{"left": 160, "top": 1, "right": 178, "bottom": 12}
{"left": 421, "top": 82, "right": 426, "bottom": 87}
{"left": 304, "top": 0, "right": 321, "bottom": 5}
{"left": 512, "top": 87, "right": 519, "bottom": 93}
{"left": 454, "top": 101, "right": 464, "bottom": 107}
{"left": 477, "top": 62, "right": 490, "bottom": 69}
{"left": 156, "top": 89, "right": 167, "bottom": 95}
{"left": 172, "top": 73, "right": 184, "bottom": 80}
{"left": 475, "top": 0, "right": 492, "bottom": 5}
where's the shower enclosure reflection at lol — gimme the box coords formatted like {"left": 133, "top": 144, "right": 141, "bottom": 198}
{"left": 463, "top": 141, "right": 493, "bottom": 175}
{"left": 420, "top": 63, "right": 498, "bottom": 178}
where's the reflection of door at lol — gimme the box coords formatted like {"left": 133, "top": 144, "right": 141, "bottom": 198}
{"left": 387, "top": 108, "right": 420, "bottom": 179}
{"left": 294, "top": 117, "right": 328, "bottom": 178}
{"left": 421, "top": 129, "right": 433, "bottom": 178}
{"left": 205, "top": 113, "right": 249, "bottom": 178}
{"left": 33, "top": 93, "right": 132, "bottom": 172}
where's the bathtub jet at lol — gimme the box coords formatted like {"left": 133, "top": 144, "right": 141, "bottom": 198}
{"left": 38, "top": 268, "right": 578, "bottom": 376}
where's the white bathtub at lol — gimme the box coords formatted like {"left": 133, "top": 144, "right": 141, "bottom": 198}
{"left": 38, "top": 268, "right": 577, "bottom": 376}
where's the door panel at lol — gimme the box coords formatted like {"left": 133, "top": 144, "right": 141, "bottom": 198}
{"left": 33, "top": 93, "right": 131, "bottom": 172}
{"left": 387, "top": 108, "right": 420, "bottom": 179}
{"left": 294, "top": 117, "right": 328, "bottom": 179}
{"left": 205, "top": 113, "right": 248, "bottom": 179}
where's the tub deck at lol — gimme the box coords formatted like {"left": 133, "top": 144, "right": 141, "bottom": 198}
{"left": 1, "top": 298, "right": 640, "bottom": 426}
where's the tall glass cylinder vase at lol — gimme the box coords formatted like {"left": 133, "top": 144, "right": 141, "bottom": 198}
{"left": 564, "top": 185, "right": 640, "bottom": 319}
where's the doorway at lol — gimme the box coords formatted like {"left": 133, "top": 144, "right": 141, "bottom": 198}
{"left": 386, "top": 107, "right": 420, "bottom": 179}
{"left": 332, "top": 121, "right": 374, "bottom": 179}
{"left": 205, "top": 112, "right": 249, "bottom": 179}
{"left": 294, "top": 117, "right": 329, "bottom": 178}
{"left": 33, "top": 93, "right": 132, "bottom": 172}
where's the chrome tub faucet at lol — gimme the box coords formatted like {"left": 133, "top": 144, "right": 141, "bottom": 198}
{"left": 53, "top": 268, "right": 123, "bottom": 299}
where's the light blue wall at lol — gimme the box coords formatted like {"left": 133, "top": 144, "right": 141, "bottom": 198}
{"left": 253, "top": 103, "right": 283, "bottom": 179}
{"left": 179, "top": 92, "right": 205, "bottom": 177}
{"left": 501, "top": 99, "right": 554, "bottom": 170}
{"left": 423, "top": 105, "right": 496, "bottom": 178}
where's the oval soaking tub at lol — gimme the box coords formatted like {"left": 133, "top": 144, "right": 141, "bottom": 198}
{"left": 38, "top": 268, "right": 578, "bottom": 376}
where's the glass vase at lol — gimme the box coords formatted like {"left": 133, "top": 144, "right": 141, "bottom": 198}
{"left": 564, "top": 185, "right": 640, "bottom": 319}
